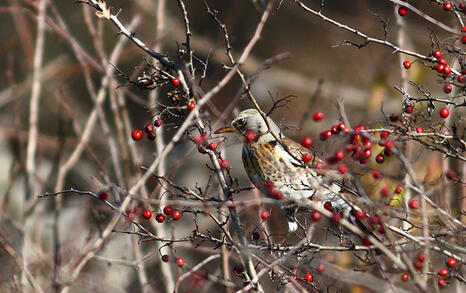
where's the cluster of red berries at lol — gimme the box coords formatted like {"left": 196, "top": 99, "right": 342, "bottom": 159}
{"left": 404, "top": 47, "right": 465, "bottom": 94}
{"left": 403, "top": 255, "right": 457, "bottom": 287}
{"left": 131, "top": 119, "right": 163, "bottom": 141}
{"left": 160, "top": 254, "right": 185, "bottom": 267}
{"left": 194, "top": 132, "right": 220, "bottom": 158}
{"left": 399, "top": 2, "right": 466, "bottom": 42}
{"left": 343, "top": 125, "right": 374, "bottom": 165}
{"left": 142, "top": 206, "right": 182, "bottom": 223}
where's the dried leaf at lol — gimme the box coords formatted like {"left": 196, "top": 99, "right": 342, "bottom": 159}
{"left": 96, "top": 0, "right": 111, "bottom": 19}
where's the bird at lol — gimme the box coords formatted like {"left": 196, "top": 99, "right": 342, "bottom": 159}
{"left": 215, "top": 109, "right": 357, "bottom": 232}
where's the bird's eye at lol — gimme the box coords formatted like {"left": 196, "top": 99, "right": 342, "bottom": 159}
{"left": 237, "top": 119, "right": 246, "bottom": 126}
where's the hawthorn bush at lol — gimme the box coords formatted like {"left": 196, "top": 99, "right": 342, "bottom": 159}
{"left": 0, "top": 0, "right": 464, "bottom": 292}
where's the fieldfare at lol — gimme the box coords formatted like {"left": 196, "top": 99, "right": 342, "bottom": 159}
{"left": 216, "top": 109, "right": 354, "bottom": 231}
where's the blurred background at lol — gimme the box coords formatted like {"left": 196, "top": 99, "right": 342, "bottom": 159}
{"left": 0, "top": 0, "right": 463, "bottom": 292}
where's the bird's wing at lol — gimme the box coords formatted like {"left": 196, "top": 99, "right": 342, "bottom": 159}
{"left": 281, "top": 137, "right": 361, "bottom": 201}
{"left": 281, "top": 137, "right": 324, "bottom": 167}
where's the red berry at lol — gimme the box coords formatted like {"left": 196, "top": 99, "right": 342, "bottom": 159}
{"left": 401, "top": 273, "right": 409, "bottom": 282}
{"left": 154, "top": 119, "right": 162, "bottom": 127}
{"left": 443, "top": 1, "right": 452, "bottom": 11}
{"left": 413, "top": 260, "right": 423, "bottom": 270}
{"left": 385, "top": 140, "right": 394, "bottom": 149}
{"left": 416, "top": 127, "right": 423, "bottom": 133}
{"left": 176, "top": 257, "right": 185, "bottom": 267}
{"left": 338, "top": 122, "right": 346, "bottom": 131}
{"left": 403, "top": 60, "right": 411, "bottom": 69}
{"left": 163, "top": 206, "right": 173, "bottom": 215}
{"left": 446, "top": 170, "right": 456, "bottom": 180}
{"left": 317, "top": 263, "right": 326, "bottom": 273}
{"left": 351, "top": 134, "right": 361, "bottom": 143}
{"left": 270, "top": 189, "right": 283, "bottom": 200}
{"left": 244, "top": 130, "right": 257, "bottom": 143}
{"left": 390, "top": 113, "right": 399, "bottom": 121}
{"left": 447, "top": 258, "right": 456, "bottom": 267}
{"left": 313, "top": 111, "right": 324, "bottom": 121}
{"left": 193, "top": 132, "right": 206, "bottom": 145}
{"left": 376, "top": 154, "right": 385, "bottom": 164}
{"left": 331, "top": 125, "right": 340, "bottom": 134}
{"left": 440, "top": 107, "right": 449, "bottom": 118}
{"left": 363, "top": 139, "right": 372, "bottom": 150}
{"left": 208, "top": 142, "right": 217, "bottom": 150}
{"left": 172, "top": 211, "right": 181, "bottom": 220}
{"left": 369, "top": 215, "right": 381, "bottom": 225}
{"left": 380, "top": 131, "right": 389, "bottom": 139}
{"left": 345, "top": 144, "right": 355, "bottom": 153}
{"left": 437, "top": 64, "right": 445, "bottom": 73}
{"left": 439, "top": 268, "right": 448, "bottom": 277}
{"left": 380, "top": 187, "right": 390, "bottom": 197}
{"left": 311, "top": 210, "right": 322, "bottom": 221}
{"left": 443, "top": 84, "right": 452, "bottom": 94}
{"left": 233, "top": 266, "right": 243, "bottom": 275}
{"left": 320, "top": 130, "right": 332, "bottom": 141}
{"left": 408, "top": 198, "right": 420, "bottom": 209}
{"left": 458, "top": 74, "right": 465, "bottom": 83}
{"left": 143, "top": 209, "right": 152, "bottom": 219}
{"left": 301, "top": 136, "right": 313, "bottom": 148}
{"left": 362, "top": 237, "right": 372, "bottom": 246}
{"left": 155, "top": 213, "right": 165, "bottom": 223}
{"left": 332, "top": 212, "right": 343, "bottom": 223}
{"left": 417, "top": 252, "right": 426, "bottom": 263}
{"left": 438, "top": 279, "right": 446, "bottom": 287}
{"left": 188, "top": 101, "right": 195, "bottom": 111}
{"left": 433, "top": 50, "right": 442, "bottom": 59}
{"left": 362, "top": 149, "right": 372, "bottom": 158}
{"left": 378, "top": 226, "right": 386, "bottom": 234}
{"left": 98, "top": 191, "right": 108, "bottom": 200}
{"left": 354, "top": 209, "right": 367, "bottom": 220}
{"left": 265, "top": 180, "right": 274, "bottom": 190}
{"left": 342, "top": 127, "right": 350, "bottom": 135}
{"left": 302, "top": 153, "right": 312, "bottom": 163}
{"left": 147, "top": 132, "right": 156, "bottom": 140}
{"left": 304, "top": 273, "right": 313, "bottom": 282}
{"left": 324, "top": 201, "right": 332, "bottom": 210}
{"left": 132, "top": 129, "right": 143, "bottom": 141}
{"left": 252, "top": 231, "right": 260, "bottom": 240}
{"left": 443, "top": 65, "right": 452, "bottom": 75}
{"left": 219, "top": 158, "right": 229, "bottom": 169}
{"left": 462, "top": 35, "right": 466, "bottom": 44}
{"left": 439, "top": 58, "right": 447, "bottom": 65}
{"left": 398, "top": 6, "right": 408, "bottom": 16}
{"left": 161, "top": 255, "right": 170, "bottom": 262}
{"left": 260, "top": 209, "right": 271, "bottom": 221}
{"left": 372, "top": 170, "right": 382, "bottom": 180}
{"left": 461, "top": 3, "right": 465, "bottom": 10}
{"left": 172, "top": 78, "right": 180, "bottom": 86}
{"left": 404, "top": 106, "right": 413, "bottom": 114}
{"left": 335, "top": 151, "right": 345, "bottom": 161}
{"left": 338, "top": 164, "right": 348, "bottom": 174}
{"left": 144, "top": 123, "right": 154, "bottom": 134}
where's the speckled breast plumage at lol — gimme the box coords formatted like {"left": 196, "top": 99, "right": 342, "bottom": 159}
{"left": 241, "top": 137, "right": 344, "bottom": 205}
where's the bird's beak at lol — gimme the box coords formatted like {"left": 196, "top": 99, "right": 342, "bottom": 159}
{"left": 214, "top": 126, "right": 234, "bottom": 134}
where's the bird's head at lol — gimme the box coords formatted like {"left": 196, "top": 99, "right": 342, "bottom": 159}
{"left": 215, "top": 109, "right": 281, "bottom": 141}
